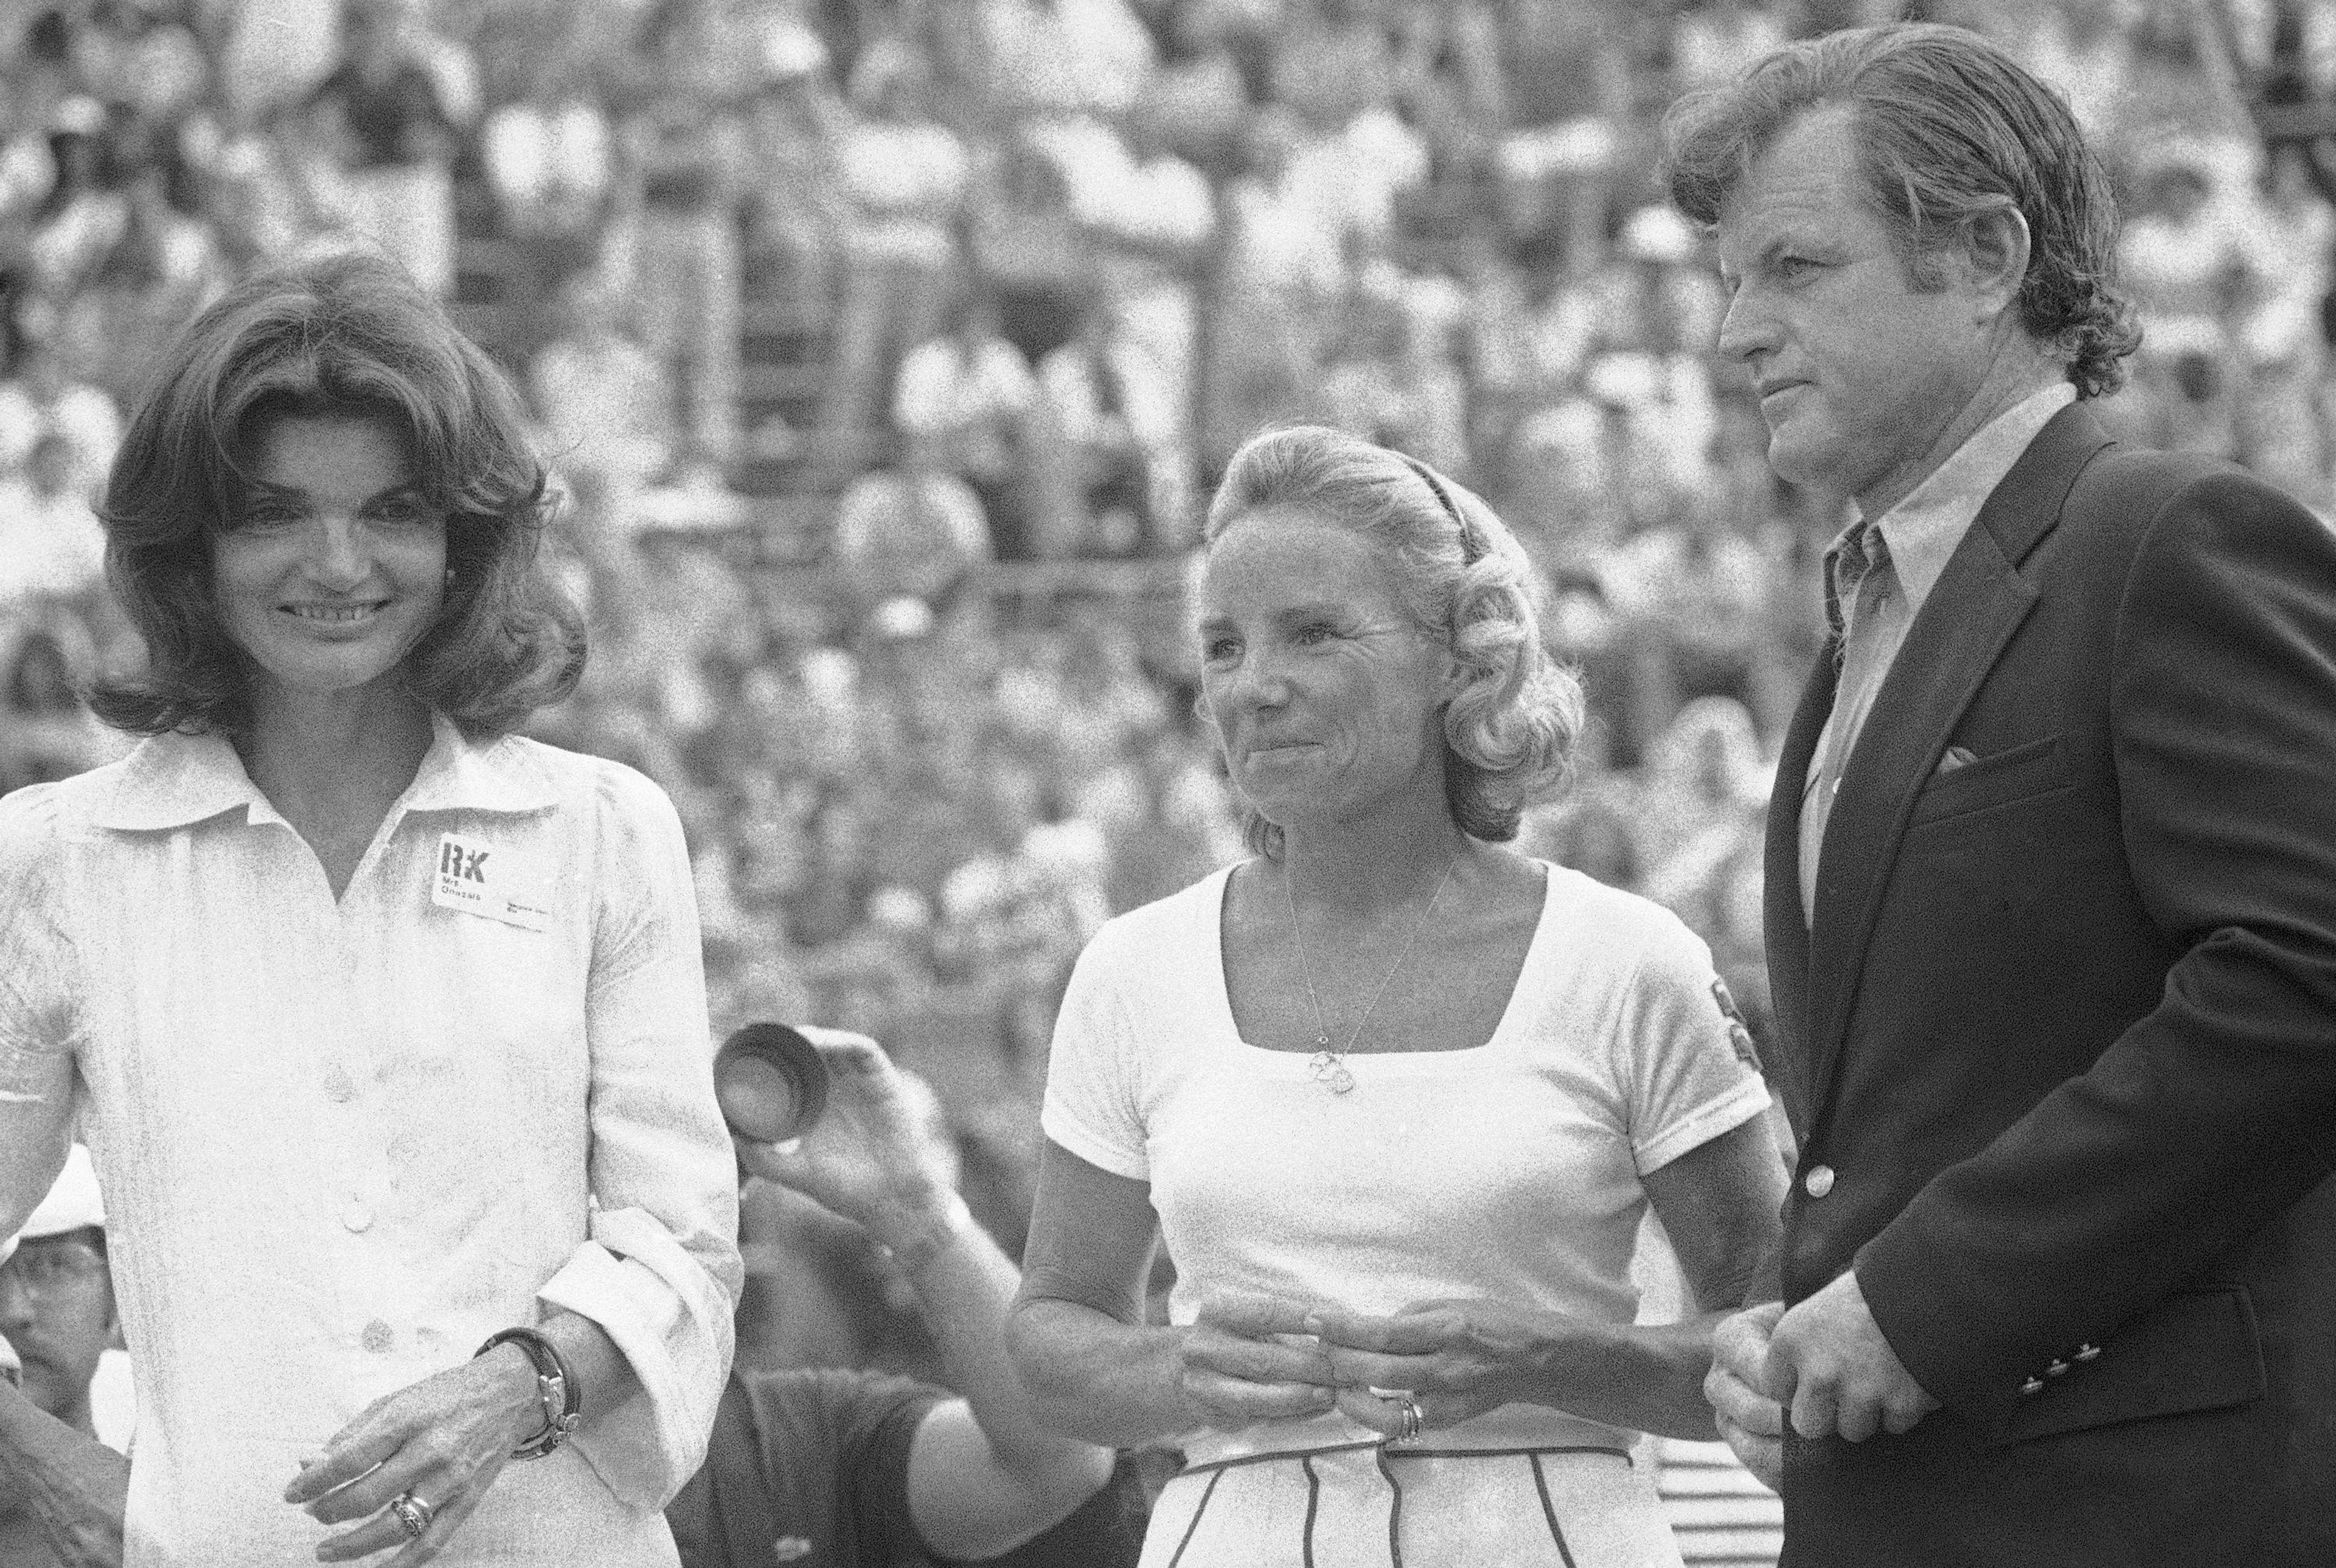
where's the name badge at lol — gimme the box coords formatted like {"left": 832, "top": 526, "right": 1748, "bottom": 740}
{"left": 431, "top": 832, "right": 550, "bottom": 932}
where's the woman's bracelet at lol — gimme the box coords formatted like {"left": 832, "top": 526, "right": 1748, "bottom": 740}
{"left": 475, "top": 1326, "right": 582, "bottom": 1460}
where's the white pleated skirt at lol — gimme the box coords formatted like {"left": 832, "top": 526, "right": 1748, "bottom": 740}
{"left": 1138, "top": 1441, "right": 1683, "bottom": 1568}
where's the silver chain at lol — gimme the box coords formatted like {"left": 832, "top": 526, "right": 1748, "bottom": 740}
{"left": 1284, "top": 852, "right": 1459, "bottom": 1094}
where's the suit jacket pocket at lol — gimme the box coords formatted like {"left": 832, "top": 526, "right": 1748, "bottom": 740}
{"left": 1988, "top": 1286, "right": 2265, "bottom": 1446}
{"left": 1909, "top": 732, "right": 2071, "bottom": 827}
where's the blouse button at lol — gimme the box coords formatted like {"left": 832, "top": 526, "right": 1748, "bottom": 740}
{"left": 341, "top": 1200, "right": 374, "bottom": 1233}
{"left": 1803, "top": 1165, "right": 1836, "bottom": 1198}
{"left": 323, "top": 1067, "right": 355, "bottom": 1104}
{"left": 361, "top": 1319, "right": 394, "bottom": 1355}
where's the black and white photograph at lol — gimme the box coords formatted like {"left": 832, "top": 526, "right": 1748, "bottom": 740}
{"left": 2, "top": 1, "right": 2334, "bottom": 1564}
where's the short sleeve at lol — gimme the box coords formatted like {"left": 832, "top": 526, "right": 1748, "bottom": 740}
{"left": 1609, "top": 917, "right": 1772, "bottom": 1176}
{"left": 0, "top": 784, "right": 83, "bottom": 1240}
{"left": 963, "top": 1455, "right": 1149, "bottom": 1568}
{"left": 1039, "top": 931, "right": 1150, "bottom": 1181}
{"left": 749, "top": 1369, "right": 940, "bottom": 1563}
{"left": 830, "top": 1372, "right": 944, "bottom": 1558}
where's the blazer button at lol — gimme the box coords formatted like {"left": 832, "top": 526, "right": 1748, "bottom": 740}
{"left": 1803, "top": 1165, "right": 1836, "bottom": 1198}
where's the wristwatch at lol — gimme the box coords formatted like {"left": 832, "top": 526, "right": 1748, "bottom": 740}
{"left": 475, "top": 1327, "right": 582, "bottom": 1459}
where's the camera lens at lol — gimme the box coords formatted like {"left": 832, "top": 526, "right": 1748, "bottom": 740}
{"left": 714, "top": 1023, "right": 830, "bottom": 1143}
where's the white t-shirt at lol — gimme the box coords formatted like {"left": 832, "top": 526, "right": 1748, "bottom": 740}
{"left": 1041, "top": 861, "right": 1770, "bottom": 1465}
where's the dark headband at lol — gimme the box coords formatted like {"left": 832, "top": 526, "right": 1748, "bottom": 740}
{"left": 1399, "top": 453, "right": 1486, "bottom": 565}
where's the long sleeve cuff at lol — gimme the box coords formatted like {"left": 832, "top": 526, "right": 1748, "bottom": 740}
{"left": 537, "top": 1204, "right": 740, "bottom": 1509}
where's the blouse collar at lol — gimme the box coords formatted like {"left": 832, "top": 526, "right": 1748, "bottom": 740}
{"left": 93, "top": 713, "right": 561, "bottom": 831}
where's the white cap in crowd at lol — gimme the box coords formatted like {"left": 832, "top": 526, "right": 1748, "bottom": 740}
{"left": 15, "top": 1145, "right": 106, "bottom": 1243}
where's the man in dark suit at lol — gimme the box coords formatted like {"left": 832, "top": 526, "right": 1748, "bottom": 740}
{"left": 1664, "top": 23, "right": 2336, "bottom": 1565}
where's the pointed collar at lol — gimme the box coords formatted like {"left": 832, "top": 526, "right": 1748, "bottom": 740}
{"left": 1838, "top": 381, "right": 2077, "bottom": 612}
{"left": 93, "top": 713, "right": 561, "bottom": 831}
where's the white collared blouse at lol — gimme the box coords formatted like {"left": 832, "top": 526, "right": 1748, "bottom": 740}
{"left": 0, "top": 716, "right": 742, "bottom": 1567}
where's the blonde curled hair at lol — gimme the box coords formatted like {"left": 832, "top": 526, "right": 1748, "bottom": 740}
{"left": 1203, "top": 426, "right": 1583, "bottom": 853}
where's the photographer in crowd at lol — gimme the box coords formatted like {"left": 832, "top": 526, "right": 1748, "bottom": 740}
{"left": 1, "top": 1149, "right": 130, "bottom": 1568}
{"left": 669, "top": 1027, "right": 1142, "bottom": 1568}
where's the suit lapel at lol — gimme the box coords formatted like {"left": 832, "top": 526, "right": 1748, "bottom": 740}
{"left": 1762, "top": 651, "right": 1834, "bottom": 1136}
{"left": 1798, "top": 403, "right": 2115, "bottom": 1119}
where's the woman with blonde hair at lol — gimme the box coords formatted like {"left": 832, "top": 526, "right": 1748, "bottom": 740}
{"left": 1008, "top": 426, "right": 1785, "bottom": 1565}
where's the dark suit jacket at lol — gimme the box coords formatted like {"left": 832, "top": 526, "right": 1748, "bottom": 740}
{"left": 1764, "top": 403, "right": 2336, "bottom": 1566}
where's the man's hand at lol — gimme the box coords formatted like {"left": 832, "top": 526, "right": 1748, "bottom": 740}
{"left": 732, "top": 1028, "right": 954, "bottom": 1252}
{"left": 1704, "top": 1302, "right": 1786, "bottom": 1490}
{"left": 0, "top": 1376, "right": 128, "bottom": 1568}
{"left": 1764, "top": 1271, "right": 1939, "bottom": 1443}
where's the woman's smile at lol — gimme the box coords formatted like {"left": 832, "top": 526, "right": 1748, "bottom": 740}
{"left": 280, "top": 598, "right": 394, "bottom": 631}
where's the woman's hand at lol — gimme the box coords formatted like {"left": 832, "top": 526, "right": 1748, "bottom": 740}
{"left": 1306, "top": 1299, "right": 1587, "bottom": 1440}
{"left": 1177, "top": 1293, "right": 1343, "bottom": 1434}
{"left": 282, "top": 1345, "right": 543, "bottom": 1564}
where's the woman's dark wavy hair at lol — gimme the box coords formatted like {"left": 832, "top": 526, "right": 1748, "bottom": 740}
{"left": 89, "top": 251, "right": 585, "bottom": 738}
{"left": 1661, "top": 22, "right": 2142, "bottom": 398}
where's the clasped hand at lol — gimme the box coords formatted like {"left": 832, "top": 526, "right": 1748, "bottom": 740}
{"left": 1178, "top": 1294, "right": 1548, "bottom": 1441}
{"left": 1703, "top": 1272, "right": 1940, "bottom": 1493}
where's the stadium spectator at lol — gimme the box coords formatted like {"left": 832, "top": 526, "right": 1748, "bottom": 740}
{"left": 894, "top": 291, "right": 1049, "bottom": 559}
{"left": 296, "top": 0, "right": 465, "bottom": 295}
{"left": 1038, "top": 304, "right": 1169, "bottom": 555}
{"left": 0, "top": 1146, "right": 133, "bottom": 1567}
{"left": 968, "top": 127, "right": 1095, "bottom": 370}
{"left": 741, "top": 15, "right": 846, "bottom": 329}
{"left": 0, "top": 341, "right": 120, "bottom": 497}
{"left": 833, "top": 437, "right": 997, "bottom": 606}
{"left": 0, "top": 1149, "right": 127, "bottom": 1452}
{"left": 974, "top": 0, "right": 1157, "bottom": 124}
{"left": 822, "top": 35, "right": 969, "bottom": 460}
{"left": 529, "top": 269, "right": 676, "bottom": 522}
{"left": 673, "top": 1029, "right": 1144, "bottom": 1567}
{"left": 0, "top": 431, "right": 105, "bottom": 609}
{"left": 613, "top": 0, "right": 752, "bottom": 483}
{"left": 481, "top": 26, "right": 617, "bottom": 319}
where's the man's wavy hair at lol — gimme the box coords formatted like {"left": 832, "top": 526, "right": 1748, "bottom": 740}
{"left": 1661, "top": 22, "right": 2141, "bottom": 398}
{"left": 1203, "top": 426, "right": 1583, "bottom": 858}
{"left": 90, "top": 251, "right": 585, "bottom": 738}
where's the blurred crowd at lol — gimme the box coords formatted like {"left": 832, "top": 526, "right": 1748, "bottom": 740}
{"left": 7, "top": 0, "right": 2336, "bottom": 1328}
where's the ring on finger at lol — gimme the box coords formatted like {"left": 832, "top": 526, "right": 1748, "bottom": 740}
{"left": 389, "top": 1492, "right": 436, "bottom": 1541}
{"left": 1368, "top": 1386, "right": 1425, "bottom": 1443}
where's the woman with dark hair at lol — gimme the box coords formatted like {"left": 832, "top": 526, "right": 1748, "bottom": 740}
{"left": 1007, "top": 426, "right": 1785, "bottom": 1566}
{"left": 0, "top": 252, "right": 742, "bottom": 1565}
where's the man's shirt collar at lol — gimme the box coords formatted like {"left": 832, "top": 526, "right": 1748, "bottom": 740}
{"left": 1838, "top": 381, "right": 2077, "bottom": 616}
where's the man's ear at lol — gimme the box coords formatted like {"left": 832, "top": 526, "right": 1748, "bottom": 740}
{"left": 1958, "top": 204, "right": 2032, "bottom": 319}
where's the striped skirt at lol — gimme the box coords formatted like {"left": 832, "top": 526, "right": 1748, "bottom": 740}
{"left": 1139, "top": 1440, "right": 1684, "bottom": 1568}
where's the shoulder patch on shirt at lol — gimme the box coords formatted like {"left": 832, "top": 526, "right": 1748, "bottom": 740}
{"left": 1711, "top": 977, "right": 1764, "bottom": 1070}
{"left": 430, "top": 832, "right": 550, "bottom": 932}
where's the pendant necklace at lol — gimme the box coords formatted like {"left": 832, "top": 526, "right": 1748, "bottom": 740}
{"left": 1284, "top": 852, "right": 1459, "bottom": 1094}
